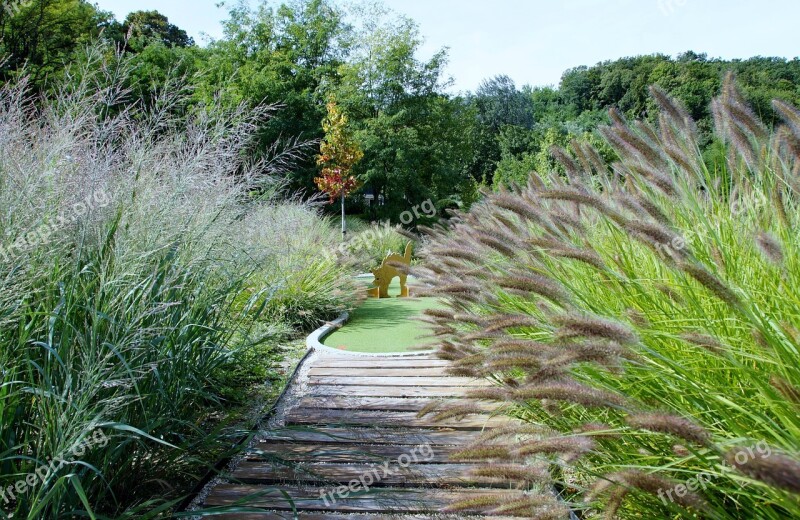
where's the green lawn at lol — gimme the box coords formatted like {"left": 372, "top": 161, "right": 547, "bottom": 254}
{"left": 323, "top": 276, "right": 443, "bottom": 353}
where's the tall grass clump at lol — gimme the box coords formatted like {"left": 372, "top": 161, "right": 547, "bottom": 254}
{"left": 418, "top": 74, "right": 800, "bottom": 519}
{"left": 0, "top": 46, "right": 353, "bottom": 518}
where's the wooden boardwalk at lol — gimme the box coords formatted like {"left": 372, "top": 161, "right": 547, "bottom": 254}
{"left": 200, "top": 353, "right": 527, "bottom": 519}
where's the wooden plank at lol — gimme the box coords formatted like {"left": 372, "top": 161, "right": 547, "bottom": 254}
{"left": 246, "top": 443, "right": 464, "bottom": 463}
{"left": 231, "top": 462, "right": 501, "bottom": 487}
{"left": 296, "top": 397, "right": 497, "bottom": 413}
{"left": 312, "top": 359, "right": 449, "bottom": 369}
{"left": 307, "top": 376, "right": 489, "bottom": 387}
{"left": 257, "top": 428, "right": 477, "bottom": 446}
{"left": 284, "top": 408, "right": 506, "bottom": 430}
{"left": 309, "top": 367, "right": 449, "bottom": 377}
{"left": 204, "top": 485, "right": 522, "bottom": 513}
{"left": 307, "top": 385, "right": 474, "bottom": 398}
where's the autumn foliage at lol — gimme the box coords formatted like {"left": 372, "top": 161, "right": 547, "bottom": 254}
{"left": 315, "top": 99, "right": 363, "bottom": 202}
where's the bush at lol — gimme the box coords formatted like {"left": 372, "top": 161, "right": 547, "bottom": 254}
{"left": 0, "top": 46, "right": 351, "bottom": 518}
{"left": 418, "top": 76, "right": 800, "bottom": 519}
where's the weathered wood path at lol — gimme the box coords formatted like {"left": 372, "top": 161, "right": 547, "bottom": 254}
{"left": 200, "top": 353, "right": 527, "bottom": 519}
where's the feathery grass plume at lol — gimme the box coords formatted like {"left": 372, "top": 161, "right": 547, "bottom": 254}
{"left": 773, "top": 181, "right": 791, "bottom": 228}
{"left": 467, "top": 387, "right": 509, "bottom": 401}
{"left": 551, "top": 145, "right": 584, "bottom": 184}
{"left": 488, "top": 354, "right": 543, "bottom": 371}
{"left": 452, "top": 313, "right": 488, "bottom": 327}
{"left": 634, "top": 121, "right": 661, "bottom": 148}
{"left": 489, "top": 497, "right": 570, "bottom": 519}
{"left": 447, "top": 366, "right": 481, "bottom": 377}
{"left": 540, "top": 188, "right": 628, "bottom": 226}
{"left": 607, "top": 116, "right": 666, "bottom": 169}
{"left": 755, "top": 231, "right": 784, "bottom": 265}
{"left": 625, "top": 413, "right": 712, "bottom": 446}
{"left": 680, "top": 332, "right": 726, "bottom": 356}
{"left": 673, "top": 444, "right": 691, "bottom": 457}
{"left": 491, "top": 338, "right": 550, "bottom": 355}
{"left": 416, "top": 399, "right": 445, "bottom": 419}
{"left": 601, "top": 487, "right": 630, "bottom": 520}
{"left": 550, "top": 209, "right": 587, "bottom": 234}
{"left": 678, "top": 260, "right": 742, "bottom": 307}
{"left": 655, "top": 282, "right": 685, "bottom": 304}
{"left": 429, "top": 325, "right": 456, "bottom": 336}
{"left": 623, "top": 162, "right": 679, "bottom": 197}
{"left": 554, "top": 313, "right": 639, "bottom": 345}
{"left": 664, "top": 141, "right": 701, "bottom": 177}
{"left": 471, "top": 464, "right": 550, "bottom": 485}
{"left": 629, "top": 190, "right": 673, "bottom": 228}
{"left": 549, "top": 245, "right": 606, "bottom": 271}
{"left": 443, "top": 493, "right": 520, "bottom": 513}
{"left": 515, "top": 435, "right": 595, "bottom": 457}
{"left": 774, "top": 99, "right": 800, "bottom": 139}
{"left": 725, "top": 447, "right": 800, "bottom": 493}
{"left": 452, "top": 355, "right": 484, "bottom": 370}
{"left": 494, "top": 273, "right": 570, "bottom": 304}
{"left": 625, "top": 308, "right": 650, "bottom": 329}
{"left": 649, "top": 85, "right": 695, "bottom": 133}
{"left": 432, "top": 404, "right": 492, "bottom": 422}
{"left": 490, "top": 209, "right": 525, "bottom": 235}
{"left": 590, "top": 470, "right": 706, "bottom": 512}
{"left": 492, "top": 192, "right": 556, "bottom": 231}
{"left": 423, "top": 308, "right": 455, "bottom": 320}
{"left": 471, "top": 230, "right": 518, "bottom": 258}
{"left": 514, "top": 381, "right": 626, "bottom": 408}
{"left": 429, "top": 246, "right": 483, "bottom": 263}
{"left": 433, "top": 282, "right": 482, "bottom": 296}
{"left": 462, "top": 330, "right": 505, "bottom": 342}
{"left": 484, "top": 314, "right": 541, "bottom": 333}
{"left": 723, "top": 96, "right": 769, "bottom": 144}
{"left": 624, "top": 220, "right": 686, "bottom": 260}
{"left": 570, "top": 139, "right": 595, "bottom": 176}
{"left": 770, "top": 375, "right": 800, "bottom": 404}
{"left": 450, "top": 445, "right": 512, "bottom": 461}
{"left": 472, "top": 424, "right": 558, "bottom": 444}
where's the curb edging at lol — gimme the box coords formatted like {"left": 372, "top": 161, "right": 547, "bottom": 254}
{"left": 307, "top": 311, "right": 437, "bottom": 357}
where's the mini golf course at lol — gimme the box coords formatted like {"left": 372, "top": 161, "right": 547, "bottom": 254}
{"left": 322, "top": 275, "right": 444, "bottom": 354}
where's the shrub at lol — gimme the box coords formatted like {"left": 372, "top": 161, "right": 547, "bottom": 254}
{"left": 418, "top": 76, "right": 800, "bottom": 519}
{"left": 0, "top": 46, "right": 350, "bottom": 518}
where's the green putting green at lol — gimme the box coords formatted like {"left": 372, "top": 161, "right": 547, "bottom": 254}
{"left": 323, "top": 276, "right": 443, "bottom": 353}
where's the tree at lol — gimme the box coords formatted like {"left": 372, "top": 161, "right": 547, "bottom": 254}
{"left": 0, "top": 0, "right": 113, "bottom": 88}
{"left": 315, "top": 98, "right": 363, "bottom": 237}
{"left": 122, "top": 10, "right": 194, "bottom": 52}
{"left": 193, "top": 0, "right": 349, "bottom": 191}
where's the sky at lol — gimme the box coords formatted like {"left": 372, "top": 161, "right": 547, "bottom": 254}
{"left": 95, "top": 0, "right": 800, "bottom": 93}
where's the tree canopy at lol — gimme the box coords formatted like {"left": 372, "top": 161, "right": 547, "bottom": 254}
{"left": 3, "top": 0, "right": 799, "bottom": 220}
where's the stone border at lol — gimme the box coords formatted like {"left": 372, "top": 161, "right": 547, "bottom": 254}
{"left": 307, "top": 311, "right": 437, "bottom": 358}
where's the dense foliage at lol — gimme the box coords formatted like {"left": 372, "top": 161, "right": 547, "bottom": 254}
{"left": 417, "top": 77, "right": 800, "bottom": 519}
{"left": 6, "top": 1, "right": 797, "bottom": 224}
{"left": 0, "top": 48, "right": 354, "bottom": 518}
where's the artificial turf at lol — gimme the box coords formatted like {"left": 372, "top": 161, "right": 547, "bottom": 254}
{"left": 323, "top": 276, "right": 443, "bottom": 353}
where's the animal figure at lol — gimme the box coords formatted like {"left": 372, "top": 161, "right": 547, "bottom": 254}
{"left": 369, "top": 242, "right": 413, "bottom": 298}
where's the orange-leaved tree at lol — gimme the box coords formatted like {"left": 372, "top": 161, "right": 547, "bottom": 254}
{"left": 315, "top": 98, "right": 364, "bottom": 238}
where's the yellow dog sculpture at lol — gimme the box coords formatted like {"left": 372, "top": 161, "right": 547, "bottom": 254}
{"left": 367, "top": 242, "right": 412, "bottom": 298}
